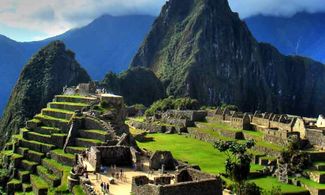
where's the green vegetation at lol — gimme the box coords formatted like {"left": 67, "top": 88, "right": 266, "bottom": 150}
{"left": 220, "top": 103, "right": 239, "bottom": 111}
{"left": 252, "top": 177, "right": 307, "bottom": 193}
{"left": 73, "top": 185, "right": 86, "bottom": 195}
{"left": 82, "top": 130, "right": 107, "bottom": 135}
{"left": 145, "top": 96, "right": 200, "bottom": 116}
{"left": 51, "top": 149, "right": 75, "bottom": 160}
{"left": 50, "top": 102, "right": 88, "bottom": 107}
{"left": 136, "top": 133, "right": 308, "bottom": 193}
{"left": 137, "top": 133, "right": 263, "bottom": 174}
{"left": 35, "top": 114, "right": 69, "bottom": 123}
{"left": 31, "top": 174, "right": 48, "bottom": 189}
{"left": 42, "top": 108, "right": 74, "bottom": 114}
{"left": 101, "top": 67, "right": 165, "bottom": 106}
{"left": 77, "top": 138, "right": 103, "bottom": 145}
{"left": 0, "top": 41, "right": 90, "bottom": 147}
{"left": 214, "top": 140, "right": 255, "bottom": 182}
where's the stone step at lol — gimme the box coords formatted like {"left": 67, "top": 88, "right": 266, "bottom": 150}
{"left": 54, "top": 95, "right": 97, "bottom": 104}
{"left": 41, "top": 158, "right": 67, "bottom": 178}
{"left": 75, "top": 137, "right": 104, "bottom": 148}
{"left": 33, "top": 126, "right": 61, "bottom": 135}
{"left": 65, "top": 146, "right": 87, "bottom": 154}
{"left": 26, "top": 119, "right": 42, "bottom": 130}
{"left": 30, "top": 174, "right": 48, "bottom": 195}
{"left": 307, "top": 170, "right": 325, "bottom": 184}
{"left": 20, "top": 160, "right": 39, "bottom": 173}
{"left": 17, "top": 170, "right": 31, "bottom": 183}
{"left": 79, "top": 129, "right": 110, "bottom": 142}
{"left": 36, "top": 165, "right": 61, "bottom": 187}
{"left": 26, "top": 150, "right": 45, "bottom": 164}
{"left": 314, "top": 162, "right": 325, "bottom": 171}
{"left": 34, "top": 114, "right": 69, "bottom": 132}
{"left": 50, "top": 149, "right": 75, "bottom": 167}
{"left": 308, "top": 151, "right": 325, "bottom": 162}
{"left": 22, "top": 183, "right": 33, "bottom": 193}
{"left": 23, "top": 131, "right": 52, "bottom": 145}
{"left": 9, "top": 153, "right": 24, "bottom": 167}
{"left": 48, "top": 102, "right": 89, "bottom": 112}
{"left": 41, "top": 108, "right": 74, "bottom": 120}
{"left": 7, "top": 179, "right": 22, "bottom": 194}
{"left": 19, "top": 139, "right": 55, "bottom": 154}
{"left": 16, "top": 147, "right": 29, "bottom": 156}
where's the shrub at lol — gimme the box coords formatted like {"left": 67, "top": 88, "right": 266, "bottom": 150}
{"left": 145, "top": 96, "right": 200, "bottom": 116}
{"left": 233, "top": 182, "right": 261, "bottom": 195}
{"left": 220, "top": 103, "right": 238, "bottom": 111}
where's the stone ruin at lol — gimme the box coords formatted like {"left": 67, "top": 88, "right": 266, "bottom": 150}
{"left": 131, "top": 168, "right": 222, "bottom": 195}
{"left": 211, "top": 107, "right": 325, "bottom": 148}
{"left": 149, "top": 151, "right": 178, "bottom": 170}
{"left": 128, "top": 110, "right": 207, "bottom": 134}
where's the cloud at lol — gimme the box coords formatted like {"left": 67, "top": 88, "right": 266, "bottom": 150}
{"left": 0, "top": 0, "right": 166, "bottom": 39}
{"left": 228, "top": 0, "right": 325, "bottom": 18}
{"left": 1, "top": 0, "right": 325, "bottom": 40}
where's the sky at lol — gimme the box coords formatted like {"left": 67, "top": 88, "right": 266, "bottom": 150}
{"left": 0, "top": 0, "right": 325, "bottom": 42}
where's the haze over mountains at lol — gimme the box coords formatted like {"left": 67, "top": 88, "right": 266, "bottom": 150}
{"left": 246, "top": 12, "right": 325, "bottom": 63}
{"left": 0, "top": 14, "right": 155, "bottom": 113}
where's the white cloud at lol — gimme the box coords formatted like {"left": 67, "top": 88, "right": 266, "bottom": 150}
{"left": 0, "top": 0, "right": 166, "bottom": 38}
{"left": 228, "top": 0, "right": 325, "bottom": 18}
{"left": 1, "top": 0, "right": 324, "bottom": 40}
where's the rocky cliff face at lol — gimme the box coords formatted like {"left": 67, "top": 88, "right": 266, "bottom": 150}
{"left": 0, "top": 41, "right": 90, "bottom": 146}
{"left": 130, "top": 0, "right": 325, "bottom": 116}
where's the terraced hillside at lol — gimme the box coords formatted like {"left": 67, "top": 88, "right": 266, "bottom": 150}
{"left": 2, "top": 95, "right": 118, "bottom": 194}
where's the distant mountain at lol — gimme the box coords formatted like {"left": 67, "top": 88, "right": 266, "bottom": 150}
{"left": 0, "top": 14, "right": 155, "bottom": 114}
{"left": 130, "top": 0, "right": 325, "bottom": 116}
{"left": 245, "top": 12, "right": 325, "bottom": 63}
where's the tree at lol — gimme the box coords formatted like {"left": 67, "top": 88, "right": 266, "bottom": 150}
{"left": 214, "top": 140, "right": 255, "bottom": 182}
{"left": 214, "top": 140, "right": 260, "bottom": 194}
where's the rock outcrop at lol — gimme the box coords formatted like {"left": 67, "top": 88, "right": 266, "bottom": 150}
{"left": 130, "top": 0, "right": 325, "bottom": 116}
{"left": 101, "top": 67, "right": 165, "bottom": 106}
{"left": 0, "top": 41, "right": 91, "bottom": 146}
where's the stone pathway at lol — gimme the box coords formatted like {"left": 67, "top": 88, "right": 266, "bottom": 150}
{"left": 87, "top": 167, "right": 170, "bottom": 195}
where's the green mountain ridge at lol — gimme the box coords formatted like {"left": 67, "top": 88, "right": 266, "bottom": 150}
{"left": 130, "top": 0, "right": 325, "bottom": 116}
{"left": 0, "top": 41, "right": 91, "bottom": 146}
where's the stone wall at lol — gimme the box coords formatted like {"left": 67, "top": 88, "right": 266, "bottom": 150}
{"left": 159, "top": 179, "right": 221, "bottom": 195}
{"left": 149, "top": 151, "right": 177, "bottom": 170}
{"left": 131, "top": 168, "right": 222, "bottom": 195}
{"left": 131, "top": 172, "right": 222, "bottom": 195}
{"left": 292, "top": 118, "right": 307, "bottom": 139}
{"left": 306, "top": 128, "right": 325, "bottom": 147}
{"left": 162, "top": 110, "right": 207, "bottom": 122}
{"left": 84, "top": 117, "right": 105, "bottom": 131}
{"left": 88, "top": 146, "right": 133, "bottom": 171}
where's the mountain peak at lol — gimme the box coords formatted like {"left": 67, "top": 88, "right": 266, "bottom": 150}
{"left": 0, "top": 41, "right": 90, "bottom": 145}
{"left": 131, "top": 0, "right": 325, "bottom": 116}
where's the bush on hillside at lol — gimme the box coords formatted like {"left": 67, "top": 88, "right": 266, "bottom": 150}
{"left": 220, "top": 103, "right": 239, "bottom": 111}
{"left": 145, "top": 96, "right": 200, "bottom": 116}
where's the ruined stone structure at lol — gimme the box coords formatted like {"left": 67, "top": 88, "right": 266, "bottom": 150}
{"left": 212, "top": 107, "right": 325, "bottom": 148}
{"left": 88, "top": 145, "right": 133, "bottom": 172}
{"left": 131, "top": 168, "right": 222, "bottom": 195}
{"left": 128, "top": 110, "right": 207, "bottom": 134}
{"left": 2, "top": 81, "right": 137, "bottom": 194}
{"left": 149, "top": 151, "right": 177, "bottom": 171}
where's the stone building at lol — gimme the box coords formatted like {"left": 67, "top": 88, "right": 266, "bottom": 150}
{"left": 131, "top": 168, "right": 222, "bottom": 195}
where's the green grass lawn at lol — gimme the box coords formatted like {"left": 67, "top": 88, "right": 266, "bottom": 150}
{"left": 251, "top": 177, "right": 308, "bottom": 193}
{"left": 137, "top": 133, "right": 263, "bottom": 174}
{"left": 137, "top": 133, "right": 307, "bottom": 193}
